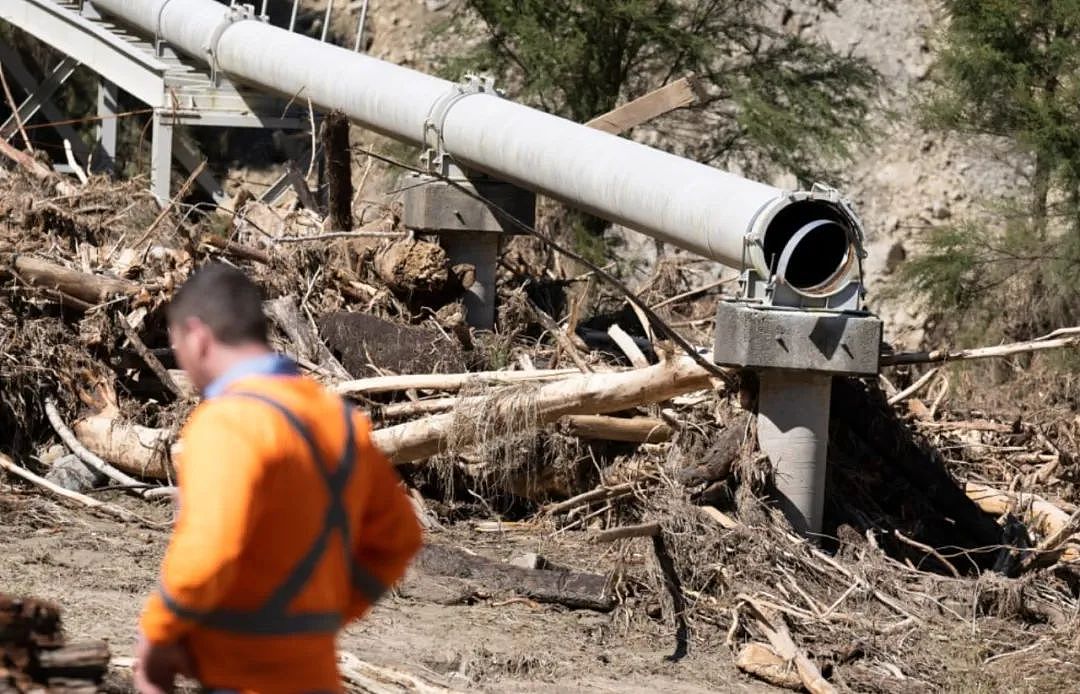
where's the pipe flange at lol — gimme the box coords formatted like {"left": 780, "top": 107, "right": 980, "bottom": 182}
{"left": 204, "top": 4, "right": 256, "bottom": 84}
{"left": 422, "top": 74, "right": 498, "bottom": 172}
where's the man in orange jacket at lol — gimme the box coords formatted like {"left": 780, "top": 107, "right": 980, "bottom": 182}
{"left": 135, "top": 263, "right": 423, "bottom": 694}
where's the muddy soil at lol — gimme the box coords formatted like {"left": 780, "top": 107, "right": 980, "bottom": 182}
{"left": 0, "top": 493, "right": 768, "bottom": 693}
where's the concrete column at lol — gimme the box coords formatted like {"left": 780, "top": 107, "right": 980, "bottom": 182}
{"left": 757, "top": 370, "right": 833, "bottom": 537}
{"left": 439, "top": 231, "right": 501, "bottom": 329}
{"left": 150, "top": 112, "right": 173, "bottom": 202}
{"left": 95, "top": 79, "right": 119, "bottom": 173}
{"left": 401, "top": 169, "right": 535, "bottom": 330}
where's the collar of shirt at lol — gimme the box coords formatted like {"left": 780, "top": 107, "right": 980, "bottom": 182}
{"left": 202, "top": 353, "right": 300, "bottom": 400}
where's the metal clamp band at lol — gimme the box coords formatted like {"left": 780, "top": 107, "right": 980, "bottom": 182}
{"left": 204, "top": 4, "right": 255, "bottom": 84}
{"left": 422, "top": 74, "right": 498, "bottom": 173}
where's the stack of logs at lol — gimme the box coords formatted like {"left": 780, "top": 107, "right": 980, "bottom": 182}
{"left": 0, "top": 594, "right": 109, "bottom": 693}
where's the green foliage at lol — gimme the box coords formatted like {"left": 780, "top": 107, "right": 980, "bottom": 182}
{"left": 900, "top": 210, "right": 1080, "bottom": 339}
{"left": 923, "top": 0, "right": 1080, "bottom": 227}
{"left": 910, "top": 0, "right": 1080, "bottom": 341}
{"left": 436, "top": 0, "right": 878, "bottom": 186}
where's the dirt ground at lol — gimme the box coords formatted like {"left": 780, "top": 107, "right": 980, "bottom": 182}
{"left": 0, "top": 491, "right": 772, "bottom": 693}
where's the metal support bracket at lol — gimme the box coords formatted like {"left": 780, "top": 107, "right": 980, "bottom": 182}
{"left": 204, "top": 3, "right": 255, "bottom": 86}
{"left": 740, "top": 182, "right": 869, "bottom": 310}
{"left": 421, "top": 74, "right": 499, "bottom": 175}
{"left": 151, "top": 0, "right": 175, "bottom": 56}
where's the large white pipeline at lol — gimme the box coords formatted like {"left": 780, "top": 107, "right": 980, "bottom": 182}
{"left": 91, "top": 0, "right": 861, "bottom": 296}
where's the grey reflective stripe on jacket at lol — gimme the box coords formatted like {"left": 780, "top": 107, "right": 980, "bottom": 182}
{"left": 159, "top": 391, "right": 387, "bottom": 636}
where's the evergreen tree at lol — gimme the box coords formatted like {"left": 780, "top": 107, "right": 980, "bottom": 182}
{"left": 435, "top": 0, "right": 878, "bottom": 247}
{"left": 905, "top": 0, "right": 1080, "bottom": 340}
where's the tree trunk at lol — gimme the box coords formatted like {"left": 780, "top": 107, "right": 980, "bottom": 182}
{"left": 323, "top": 110, "right": 353, "bottom": 231}
{"left": 10, "top": 256, "right": 137, "bottom": 305}
{"left": 371, "top": 356, "right": 715, "bottom": 463}
{"left": 559, "top": 415, "right": 671, "bottom": 443}
{"left": 73, "top": 416, "right": 176, "bottom": 480}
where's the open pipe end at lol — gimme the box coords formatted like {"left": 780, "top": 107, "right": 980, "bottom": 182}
{"left": 759, "top": 199, "right": 859, "bottom": 298}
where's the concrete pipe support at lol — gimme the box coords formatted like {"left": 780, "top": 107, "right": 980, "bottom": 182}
{"left": 756, "top": 370, "right": 833, "bottom": 537}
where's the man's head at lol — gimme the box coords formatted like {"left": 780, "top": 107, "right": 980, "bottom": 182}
{"left": 167, "top": 263, "right": 270, "bottom": 393}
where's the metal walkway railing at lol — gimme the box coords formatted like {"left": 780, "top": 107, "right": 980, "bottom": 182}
{"left": 0, "top": 0, "right": 366, "bottom": 202}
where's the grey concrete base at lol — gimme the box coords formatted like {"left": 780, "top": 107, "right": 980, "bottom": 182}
{"left": 402, "top": 173, "right": 535, "bottom": 233}
{"left": 758, "top": 371, "right": 832, "bottom": 537}
{"left": 713, "top": 300, "right": 882, "bottom": 375}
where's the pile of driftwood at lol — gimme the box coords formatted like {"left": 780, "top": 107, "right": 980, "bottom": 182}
{"left": 0, "top": 594, "right": 109, "bottom": 693}
{"left": 4, "top": 127, "right": 1080, "bottom": 692}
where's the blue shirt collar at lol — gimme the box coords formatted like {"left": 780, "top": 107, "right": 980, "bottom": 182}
{"left": 202, "top": 353, "right": 300, "bottom": 399}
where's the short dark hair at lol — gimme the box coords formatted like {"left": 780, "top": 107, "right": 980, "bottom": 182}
{"left": 167, "top": 263, "right": 268, "bottom": 345}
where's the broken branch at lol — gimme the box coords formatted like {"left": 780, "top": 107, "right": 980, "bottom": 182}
{"left": 0, "top": 453, "right": 163, "bottom": 529}
{"left": 44, "top": 400, "right": 146, "bottom": 491}
{"left": 334, "top": 368, "right": 578, "bottom": 396}
{"left": 882, "top": 328, "right": 1080, "bottom": 366}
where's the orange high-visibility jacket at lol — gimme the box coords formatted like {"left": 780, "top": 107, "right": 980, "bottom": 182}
{"left": 140, "top": 373, "right": 423, "bottom": 693}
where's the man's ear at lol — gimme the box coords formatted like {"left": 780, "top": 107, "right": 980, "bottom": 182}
{"left": 180, "top": 317, "right": 211, "bottom": 356}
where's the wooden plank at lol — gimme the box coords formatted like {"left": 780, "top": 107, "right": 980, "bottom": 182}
{"left": 585, "top": 75, "right": 703, "bottom": 135}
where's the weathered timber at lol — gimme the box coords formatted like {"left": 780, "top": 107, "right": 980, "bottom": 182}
{"left": 323, "top": 110, "right": 354, "bottom": 231}
{"left": 372, "top": 356, "right": 715, "bottom": 463}
{"left": 72, "top": 415, "right": 175, "bottom": 480}
{"left": 10, "top": 256, "right": 137, "bottom": 305}
{"left": 414, "top": 544, "right": 615, "bottom": 611}
{"left": 560, "top": 415, "right": 672, "bottom": 443}
{"left": 34, "top": 642, "right": 110, "bottom": 682}
{"left": 320, "top": 312, "right": 467, "bottom": 377}
{"left": 584, "top": 75, "right": 703, "bottom": 135}
{"left": 677, "top": 414, "right": 749, "bottom": 486}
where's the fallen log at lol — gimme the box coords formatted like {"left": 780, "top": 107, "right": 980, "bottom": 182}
{"left": 201, "top": 234, "right": 271, "bottom": 265}
{"left": 0, "top": 138, "right": 76, "bottom": 195}
{"left": 592, "top": 521, "right": 661, "bottom": 542}
{"left": 741, "top": 598, "right": 836, "bottom": 694}
{"left": 541, "top": 482, "right": 639, "bottom": 515}
{"left": 677, "top": 415, "right": 749, "bottom": 486}
{"left": 882, "top": 327, "right": 1080, "bottom": 366}
{"left": 45, "top": 400, "right": 145, "bottom": 490}
{"left": 372, "top": 356, "right": 716, "bottom": 464}
{"left": 63, "top": 359, "right": 715, "bottom": 478}
{"left": 0, "top": 454, "right": 165, "bottom": 529}
{"left": 413, "top": 544, "right": 614, "bottom": 611}
{"left": 35, "top": 642, "right": 111, "bottom": 682}
{"left": 559, "top": 415, "right": 671, "bottom": 443}
{"left": 965, "top": 482, "right": 1080, "bottom": 563}
{"left": 334, "top": 368, "right": 578, "bottom": 396}
{"left": 72, "top": 415, "right": 176, "bottom": 480}
{"left": 10, "top": 256, "right": 137, "bottom": 305}
{"left": 735, "top": 642, "right": 802, "bottom": 690}
{"left": 372, "top": 238, "right": 473, "bottom": 308}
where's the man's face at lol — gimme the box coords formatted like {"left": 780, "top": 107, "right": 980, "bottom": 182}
{"left": 169, "top": 317, "right": 213, "bottom": 394}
